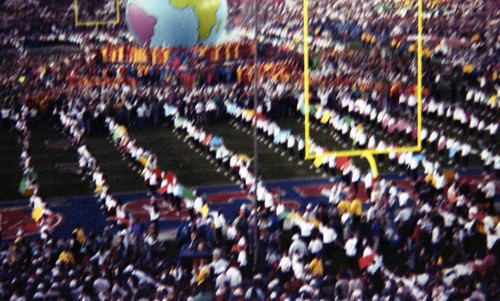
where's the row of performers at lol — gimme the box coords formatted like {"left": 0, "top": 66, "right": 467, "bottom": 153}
{"left": 99, "top": 42, "right": 256, "bottom": 65}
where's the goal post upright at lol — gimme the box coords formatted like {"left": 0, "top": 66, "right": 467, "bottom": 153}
{"left": 74, "top": 0, "right": 120, "bottom": 27}
{"left": 303, "top": 0, "right": 312, "bottom": 160}
{"left": 302, "top": 0, "right": 424, "bottom": 174}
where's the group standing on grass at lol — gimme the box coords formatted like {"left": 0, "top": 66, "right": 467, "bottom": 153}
{"left": 0, "top": 0, "right": 500, "bottom": 299}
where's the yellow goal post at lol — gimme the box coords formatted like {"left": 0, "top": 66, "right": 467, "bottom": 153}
{"left": 302, "top": 0, "right": 424, "bottom": 173}
{"left": 74, "top": 0, "right": 120, "bottom": 26}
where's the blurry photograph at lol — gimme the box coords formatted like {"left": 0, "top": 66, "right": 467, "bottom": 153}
{"left": 0, "top": 0, "right": 498, "bottom": 300}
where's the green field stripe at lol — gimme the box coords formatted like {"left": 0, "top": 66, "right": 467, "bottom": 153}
{"left": 0, "top": 161, "right": 24, "bottom": 173}
{"left": 27, "top": 125, "right": 95, "bottom": 198}
{"left": 29, "top": 169, "right": 83, "bottom": 183}
{"left": 276, "top": 118, "right": 373, "bottom": 172}
{"left": 203, "top": 122, "right": 319, "bottom": 181}
{"left": 0, "top": 132, "right": 23, "bottom": 201}
{"left": 0, "top": 131, "right": 22, "bottom": 153}
{"left": 128, "top": 127, "right": 233, "bottom": 187}
{"left": 0, "top": 159, "right": 24, "bottom": 169}
{"left": 30, "top": 152, "right": 80, "bottom": 160}
{"left": 84, "top": 135, "right": 148, "bottom": 193}
{"left": 31, "top": 182, "right": 95, "bottom": 198}
{"left": 0, "top": 183, "right": 26, "bottom": 202}
{"left": 0, "top": 130, "right": 24, "bottom": 199}
{"left": 0, "top": 171, "right": 24, "bottom": 185}
{"left": 0, "top": 145, "right": 21, "bottom": 153}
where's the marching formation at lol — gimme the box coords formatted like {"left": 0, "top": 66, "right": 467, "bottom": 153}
{"left": 0, "top": 0, "right": 499, "bottom": 300}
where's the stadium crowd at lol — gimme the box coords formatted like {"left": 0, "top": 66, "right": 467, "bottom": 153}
{"left": 1, "top": 56, "right": 499, "bottom": 300}
{"left": 1, "top": 146, "right": 499, "bottom": 301}
{"left": 0, "top": 0, "right": 499, "bottom": 300}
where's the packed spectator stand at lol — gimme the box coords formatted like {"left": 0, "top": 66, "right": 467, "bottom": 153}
{"left": 0, "top": 0, "right": 499, "bottom": 300}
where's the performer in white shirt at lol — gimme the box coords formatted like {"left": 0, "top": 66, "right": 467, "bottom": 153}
{"left": 351, "top": 167, "right": 361, "bottom": 198}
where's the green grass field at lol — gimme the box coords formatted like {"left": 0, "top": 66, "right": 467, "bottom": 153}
{"left": 204, "top": 121, "right": 320, "bottom": 180}
{"left": 0, "top": 114, "right": 487, "bottom": 202}
{"left": 128, "top": 127, "right": 233, "bottom": 186}
{"left": 274, "top": 118, "right": 372, "bottom": 172}
{"left": 0, "top": 118, "right": 321, "bottom": 202}
{"left": 85, "top": 134, "right": 146, "bottom": 193}
{"left": 0, "top": 130, "right": 24, "bottom": 201}
{"left": 29, "top": 124, "right": 94, "bottom": 198}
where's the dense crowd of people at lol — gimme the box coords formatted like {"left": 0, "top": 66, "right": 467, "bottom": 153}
{"left": 0, "top": 0, "right": 499, "bottom": 299}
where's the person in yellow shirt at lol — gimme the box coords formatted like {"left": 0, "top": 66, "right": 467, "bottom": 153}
{"left": 196, "top": 259, "right": 211, "bottom": 286}
{"left": 337, "top": 199, "right": 351, "bottom": 216}
{"left": 236, "top": 66, "right": 243, "bottom": 83}
{"left": 309, "top": 255, "right": 323, "bottom": 277}
{"left": 349, "top": 198, "right": 363, "bottom": 229}
{"left": 72, "top": 224, "right": 85, "bottom": 245}
{"left": 58, "top": 246, "right": 75, "bottom": 265}
{"left": 349, "top": 198, "right": 362, "bottom": 216}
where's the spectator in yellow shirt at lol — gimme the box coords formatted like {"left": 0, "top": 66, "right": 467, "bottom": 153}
{"left": 349, "top": 198, "right": 363, "bottom": 229}
{"left": 308, "top": 256, "right": 323, "bottom": 277}
{"left": 349, "top": 198, "right": 362, "bottom": 216}
{"left": 196, "top": 259, "right": 211, "bottom": 286}
{"left": 58, "top": 246, "right": 75, "bottom": 265}
{"left": 72, "top": 224, "right": 85, "bottom": 245}
{"left": 337, "top": 199, "right": 351, "bottom": 216}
